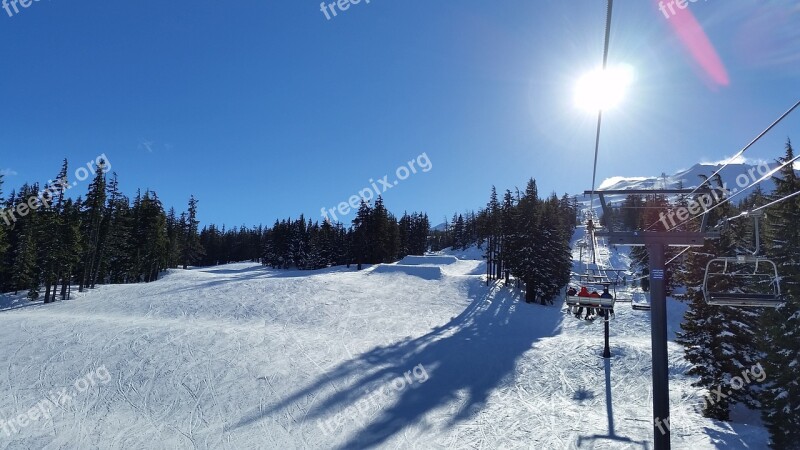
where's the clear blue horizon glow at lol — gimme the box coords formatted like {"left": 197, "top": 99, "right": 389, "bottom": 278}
{"left": 1, "top": 0, "right": 798, "bottom": 227}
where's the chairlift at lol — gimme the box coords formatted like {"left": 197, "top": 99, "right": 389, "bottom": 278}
{"left": 702, "top": 212, "right": 784, "bottom": 308}
{"left": 565, "top": 280, "right": 616, "bottom": 310}
{"left": 631, "top": 290, "right": 651, "bottom": 311}
{"left": 615, "top": 291, "right": 632, "bottom": 303}
{"left": 583, "top": 294, "right": 615, "bottom": 310}
{"left": 565, "top": 295, "right": 581, "bottom": 307}
{"left": 703, "top": 256, "right": 783, "bottom": 307}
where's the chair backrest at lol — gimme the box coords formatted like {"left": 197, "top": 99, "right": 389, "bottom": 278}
{"left": 703, "top": 257, "right": 784, "bottom": 308}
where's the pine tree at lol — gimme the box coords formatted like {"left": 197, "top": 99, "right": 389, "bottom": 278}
{"left": 103, "top": 175, "right": 133, "bottom": 283}
{"left": 510, "top": 179, "right": 541, "bottom": 302}
{"left": 39, "top": 161, "right": 72, "bottom": 303}
{"left": 500, "top": 189, "right": 518, "bottom": 284}
{"left": 58, "top": 199, "right": 82, "bottom": 299}
{"left": 537, "top": 194, "right": 573, "bottom": 304}
{"left": 0, "top": 174, "right": 8, "bottom": 290}
{"left": 165, "top": 208, "right": 182, "bottom": 268}
{"left": 79, "top": 160, "right": 108, "bottom": 291}
{"left": 453, "top": 214, "right": 465, "bottom": 251}
{"left": 11, "top": 222, "right": 36, "bottom": 297}
{"left": 352, "top": 201, "right": 371, "bottom": 270}
{"left": 7, "top": 184, "right": 42, "bottom": 298}
{"left": 761, "top": 139, "right": 800, "bottom": 448}
{"left": 677, "top": 174, "right": 762, "bottom": 420}
{"left": 370, "top": 197, "right": 392, "bottom": 263}
{"left": 181, "top": 196, "right": 204, "bottom": 269}
{"left": 134, "top": 191, "right": 168, "bottom": 282}
{"left": 485, "top": 187, "right": 501, "bottom": 280}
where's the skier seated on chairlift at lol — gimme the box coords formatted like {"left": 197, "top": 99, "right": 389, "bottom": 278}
{"left": 598, "top": 286, "right": 615, "bottom": 318}
{"left": 586, "top": 290, "right": 601, "bottom": 319}
{"left": 567, "top": 286, "right": 578, "bottom": 296}
{"left": 575, "top": 286, "right": 591, "bottom": 319}
{"left": 566, "top": 286, "right": 578, "bottom": 313}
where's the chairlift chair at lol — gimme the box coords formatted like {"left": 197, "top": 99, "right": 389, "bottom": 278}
{"left": 565, "top": 294, "right": 581, "bottom": 307}
{"left": 702, "top": 212, "right": 785, "bottom": 308}
{"left": 565, "top": 281, "right": 616, "bottom": 310}
{"left": 702, "top": 256, "right": 783, "bottom": 307}
{"left": 615, "top": 291, "right": 633, "bottom": 303}
{"left": 564, "top": 294, "right": 615, "bottom": 309}
{"left": 631, "top": 290, "right": 651, "bottom": 311}
{"left": 580, "top": 294, "right": 615, "bottom": 310}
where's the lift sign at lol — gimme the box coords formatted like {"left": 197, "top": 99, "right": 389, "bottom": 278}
{"left": 652, "top": 269, "right": 664, "bottom": 280}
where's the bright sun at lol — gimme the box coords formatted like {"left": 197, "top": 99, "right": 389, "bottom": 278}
{"left": 574, "top": 64, "right": 635, "bottom": 112}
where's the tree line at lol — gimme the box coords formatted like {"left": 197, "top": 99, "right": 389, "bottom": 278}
{"left": 0, "top": 160, "right": 204, "bottom": 301}
{"left": 258, "top": 198, "right": 430, "bottom": 271}
{"left": 0, "top": 159, "right": 433, "bottom": 301}
{"left": 430, "top": 179, "right": 576, "bottom": 304}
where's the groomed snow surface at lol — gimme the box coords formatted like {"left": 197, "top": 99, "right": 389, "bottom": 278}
{"left": 0, "top": 238, "right": 768, "bottom": 449}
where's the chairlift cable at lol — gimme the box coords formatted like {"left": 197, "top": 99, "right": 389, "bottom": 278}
{"left": 628, "top": 185, "right": 800, "bottom": 283}
{"left": 690, "top": 99, "right": 800, "bottom": 196}
{"left": 640, "top": 99, "right": 800, "bottom": 232}
{"left": 588, "top": 0, "right": 614, "bottom": 220}
{"left": 665, "top": 152, "right": 800, "bottom": 232}
{"left": 724, "top": 189, "right": 800, "bottom": 223}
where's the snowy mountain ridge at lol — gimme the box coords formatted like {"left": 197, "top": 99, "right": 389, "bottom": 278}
{"left": 596, "top": 161, "right": 786, "bottom": 193}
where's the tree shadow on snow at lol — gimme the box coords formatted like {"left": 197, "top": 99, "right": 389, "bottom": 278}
{"left": 157, "top": 265, "right": 364, "bottom": 296}
{"left": 703, "top": 425, "right": 768, "bottom": 449}
{"left": 228, "top": 277, "right": 563, "bottom": 448}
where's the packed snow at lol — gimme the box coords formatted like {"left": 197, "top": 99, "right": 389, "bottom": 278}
{"left": 0, "top": 228, "right": 769, "bottom": 449}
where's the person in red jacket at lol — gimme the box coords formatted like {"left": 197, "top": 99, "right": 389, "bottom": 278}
{"left": 575, "top": 286, "right": 591, "bottom": 319}
{"left": 584, "top": 291, "right": 601, "bottom": 319}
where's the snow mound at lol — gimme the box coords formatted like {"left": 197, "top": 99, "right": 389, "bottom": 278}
{"left": 370, "top": 264, "right": 444, "bottom": 280}
{"left": 440, "top": 245, "right": 485, "bottom": 261}
{"left": 398, "top": 255, "right": 458, "bottom": 265}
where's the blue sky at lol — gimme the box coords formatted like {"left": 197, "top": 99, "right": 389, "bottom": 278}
{"left": 0, "top": 0, "right": 798, "bottom": 227}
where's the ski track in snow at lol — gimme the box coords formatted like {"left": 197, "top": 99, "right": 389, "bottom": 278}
{"left": 0, "top": 235, "right": 768, "bottom": 449}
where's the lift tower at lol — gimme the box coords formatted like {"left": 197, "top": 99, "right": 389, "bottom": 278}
{"left": 584, "top": 188, "right": 719, "bottom": 450}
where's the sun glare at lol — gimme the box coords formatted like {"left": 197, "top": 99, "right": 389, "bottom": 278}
{"left": 574, "top": 64, "right": 635, "bottom": 112}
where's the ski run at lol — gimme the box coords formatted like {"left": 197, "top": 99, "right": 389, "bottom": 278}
{"left": 0, "top": 225, "right": 770, "bottom": 449}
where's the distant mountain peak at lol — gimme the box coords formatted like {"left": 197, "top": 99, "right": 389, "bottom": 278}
{"left": 596, "top": 161, "right": 785, "bottom": 193}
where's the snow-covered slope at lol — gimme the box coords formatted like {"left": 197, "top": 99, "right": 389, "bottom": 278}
{"left": 0, "top": 239, "right": 768, "bottom": 448}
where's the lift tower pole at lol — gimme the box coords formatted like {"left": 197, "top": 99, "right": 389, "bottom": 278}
{"left": 648, "top": 243, "right": 669, "bottom": 450}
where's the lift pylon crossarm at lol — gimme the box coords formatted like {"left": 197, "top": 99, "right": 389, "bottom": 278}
{"left": 598, "top": 231, "right": 717, "bottom": 247}
{"left": 583, "top": 188, "right": 719, "bottom": 235}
